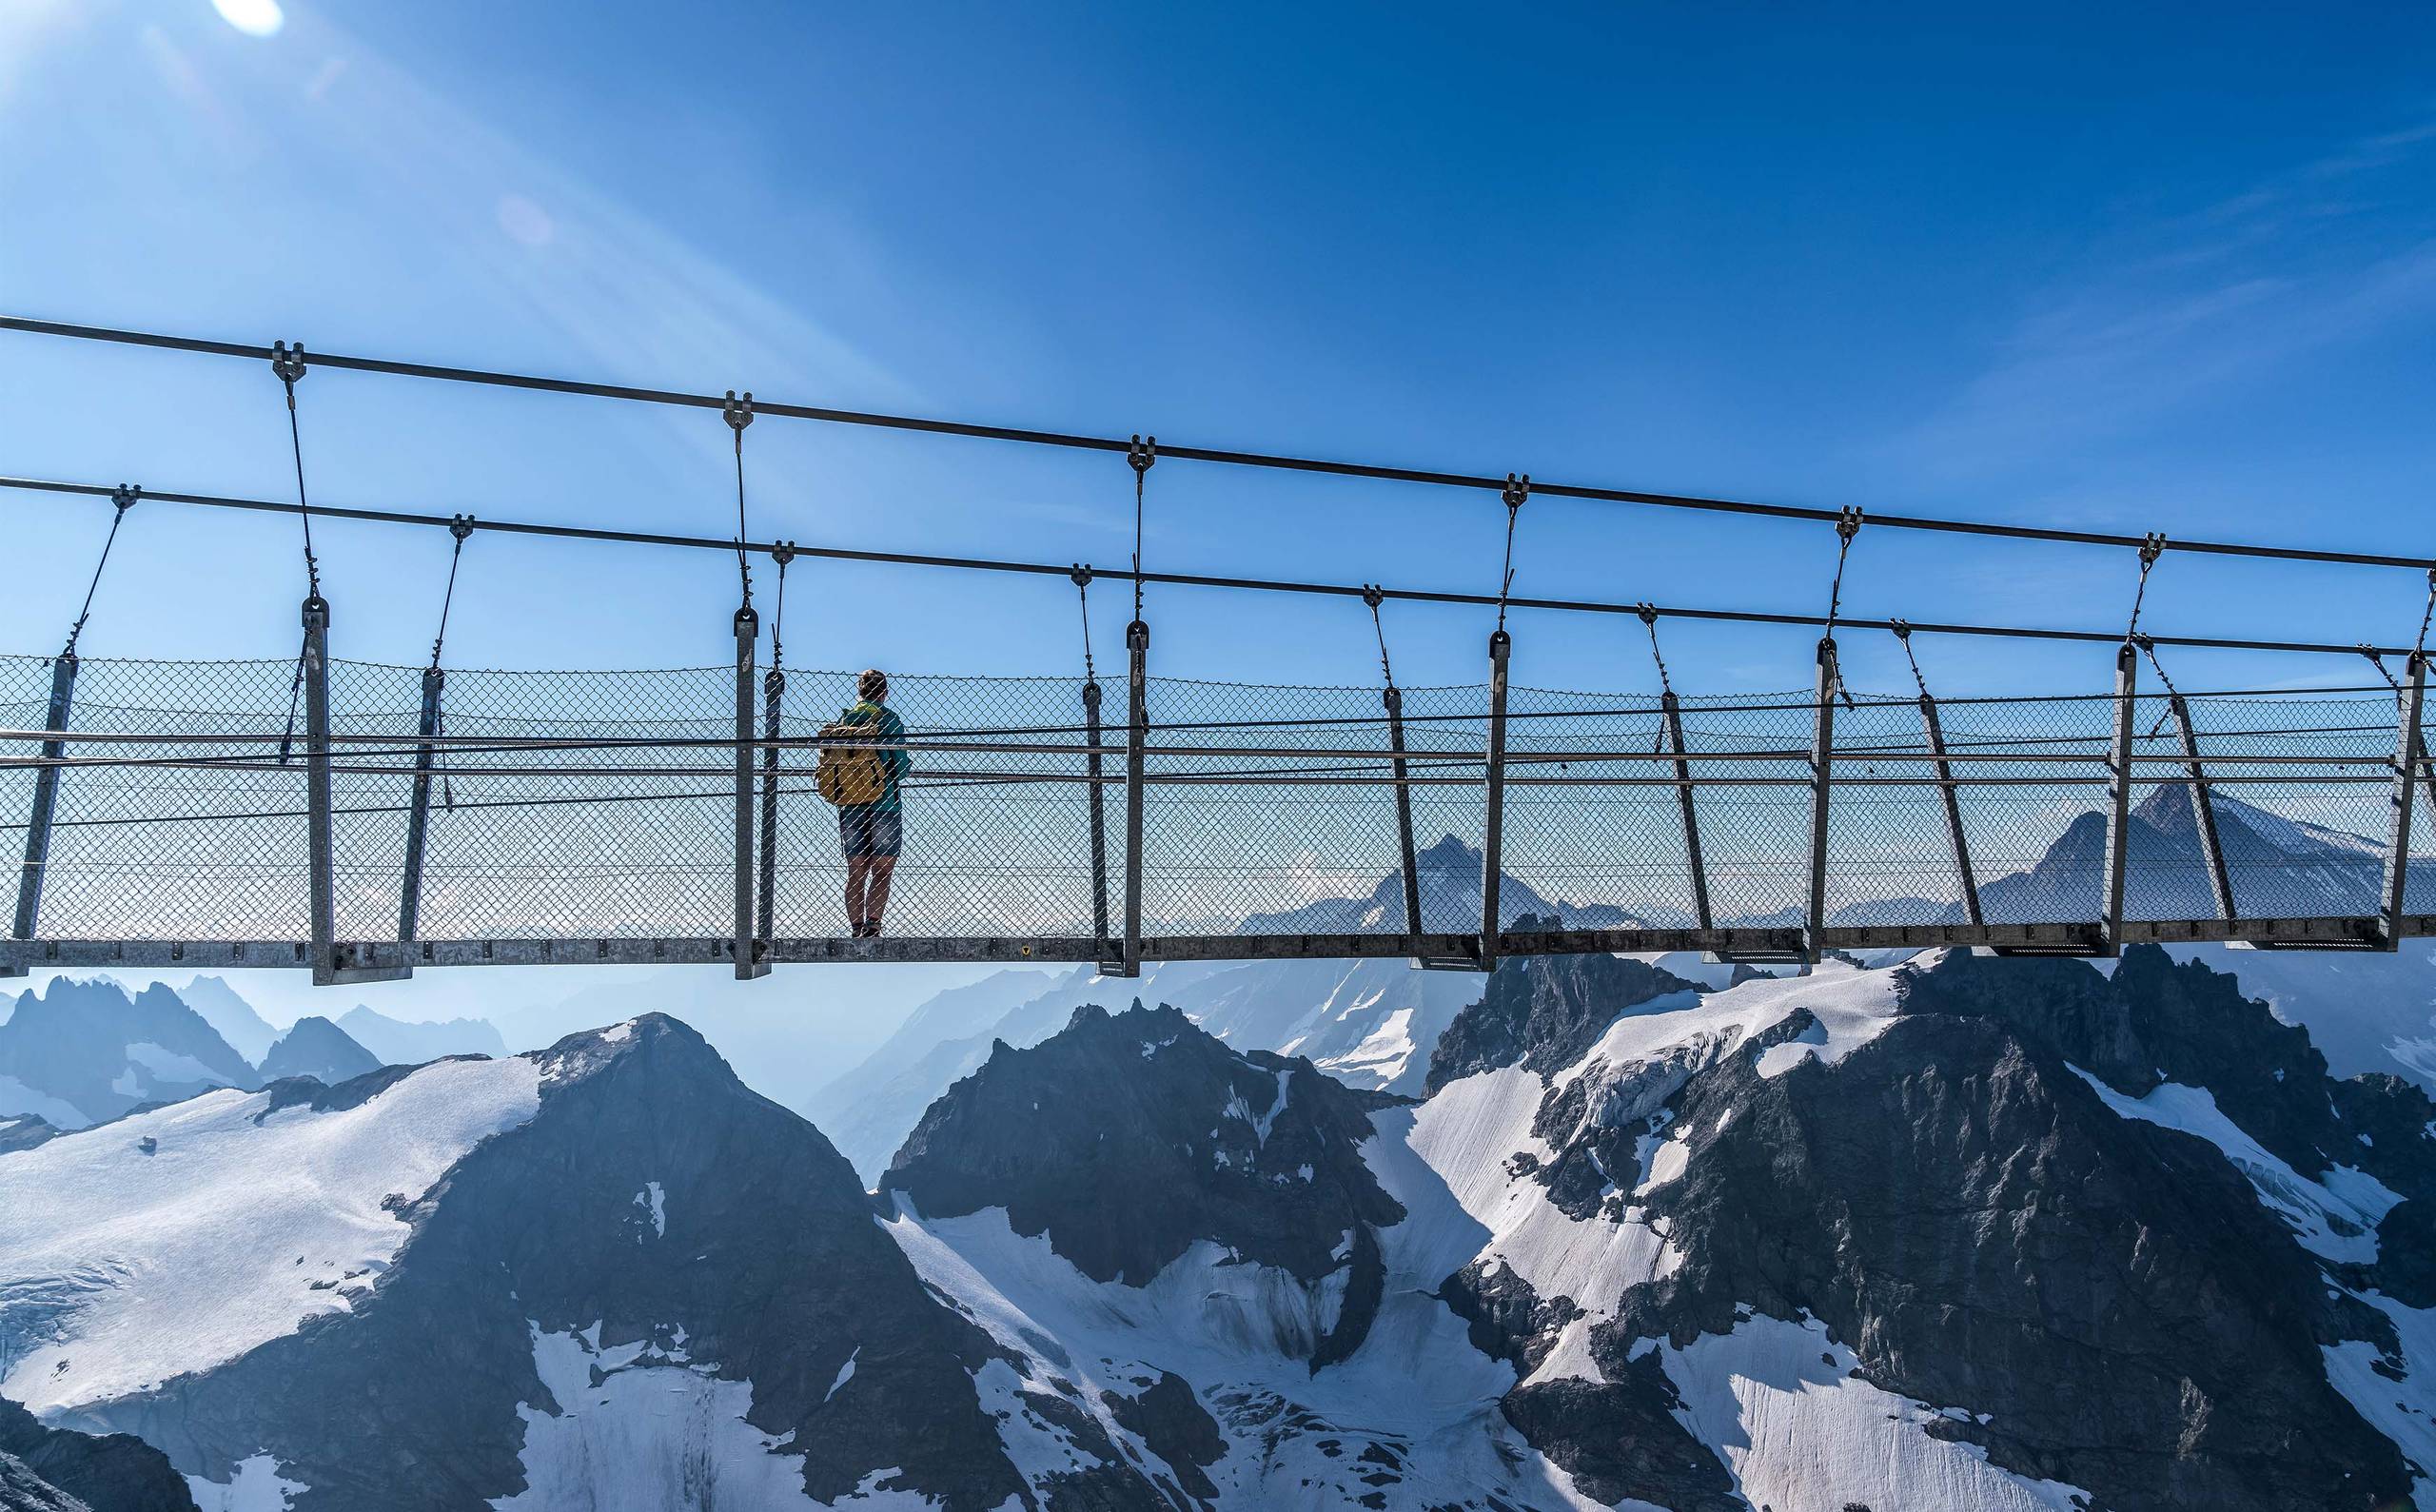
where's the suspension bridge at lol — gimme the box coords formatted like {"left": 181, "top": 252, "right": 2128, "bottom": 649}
{"left": 6, "top": 316, "right": 2436, "bottom": 986}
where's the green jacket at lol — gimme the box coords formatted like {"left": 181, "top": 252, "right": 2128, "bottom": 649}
{"left": 837, "top": 699, "right": 910, "bottom": 814}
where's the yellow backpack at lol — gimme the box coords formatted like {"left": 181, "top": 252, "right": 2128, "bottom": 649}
{"left": 816, "top": 714, "right": 890, "bottom": 808}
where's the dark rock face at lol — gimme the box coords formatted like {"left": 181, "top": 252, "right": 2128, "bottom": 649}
{"left": 1101, "top": 1372, "right": 1224, "bottom": 1506}
{"left": 0, "top": 980, "right": 254, "bottom": 1126}
{"left": 0, "top": 1398, "right": 191, "bottom": 1512}
{"left": 95, "top": 1016, "right": 1034, "bottom": 1512}
{"left": 254, "top": 1016, "right": 380, "bottom": 1086}
{"left": 0, "top": 1115, "right": 56, "bottom": 1154}
{"left": 1604, "top": 962, "right": 2414, "bottom": 1512}
{"left": 883, "top": 1003, "right": 1405, "bottom": 1343}
{"left": 1498, "top": 1363, "right": 1743, "bottom": 1512}
{"left": 1424, "top": 939, "right": 1698, "bottom": 1093}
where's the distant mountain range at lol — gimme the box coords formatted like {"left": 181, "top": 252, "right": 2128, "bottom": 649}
{"left": 6, "top": 943, "right": 2433, "bottom": 1508}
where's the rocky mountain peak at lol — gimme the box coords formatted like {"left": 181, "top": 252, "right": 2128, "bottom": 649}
{"left": 256, "top": 1016, "right": 380, "bottom": 1087}
{"left": 883, "top": 1000, "right": 1407, "bottom": 1352}
{"left": 1425, "top": 930, "right": 1701, "bottom": 1092}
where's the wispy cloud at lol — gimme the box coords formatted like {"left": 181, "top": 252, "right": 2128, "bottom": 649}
{"left": 1887, "top": 118, "right": 2436, "bottom": 479}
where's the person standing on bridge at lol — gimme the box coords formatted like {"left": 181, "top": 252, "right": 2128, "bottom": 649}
{"left": 818, "top": 669, "right": 912, "bottom": 937}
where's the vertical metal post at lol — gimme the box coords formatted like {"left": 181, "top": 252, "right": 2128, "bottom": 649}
{"left": 732, "top": 604, "right": 767, "bottom": 979}
{"left": 2101, "top": 641, "right": 2140, "bottom": 954}
{"left": 2379, "top": 655, "right": 2426, "bottom": 951}
{"left": 10, "top": 652, "right": 78, "bottom": 952}
{"left": 1917, "top": 692, "right": 1983, "bottom": 927}
{"left": 1804, "top": 638, "right": 1837, "bottom": 963}
{"left": 1660, "top": 690, "right": 1714, "bottom": 933}
{"left": 2164, "top": 692, "right": 2235, "bottom": 921}
{"left": 1120, "top": 620, "right": 1149, "bottom": 978}
{"left": 1083, "top": 679, "right": 1112, "bottom": 956}
{"left": 1385, "top": 684, "right": 1424, "bottom": 940}
{"left": 397, "top": 665, "right": 442, "bottom": 942}
{"left": 756, "top": 667, "right": 785, "bottom": 945}
{"left": 1480, "top": 629, "right": 1512, "bottom": 970}
{"left": 303, "top": 597, "right": 340, "bottom": 986}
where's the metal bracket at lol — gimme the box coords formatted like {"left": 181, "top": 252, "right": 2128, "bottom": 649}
{"left": 1071, "top": 563, "right": 1093, "bottom": 589}
{"left": 1129, "top": 435, "right": 1157, "bottom": 474}
{"left": 2100, "top": 641, "right": 2140, "bottom": 955}
{"left": 722, "top": 390, "right": 755, "bottom": 433}
{"left": 269, "top": 340, "right": 307, "bottom": 388}
{"left": 731, "top": 601, "right": 768, "bottom": 979}
{"left": 110, "top": 482, "right": 141, "bottom": 514}
{"left": 1836, "top": 504, "right": 1864, "bottom": 541}
{"left": 1804, "top": 637, "right": 1838, "bottom": 962}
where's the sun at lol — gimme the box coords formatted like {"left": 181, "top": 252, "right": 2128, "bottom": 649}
{"left": 209, "top": 0, "right": 285, "bottom": 38}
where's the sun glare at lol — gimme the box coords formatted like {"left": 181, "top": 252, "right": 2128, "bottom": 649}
{"left": 209, "top": 0, "right": 285, "bottom": 38}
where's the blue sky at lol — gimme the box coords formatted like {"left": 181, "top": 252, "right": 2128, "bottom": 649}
{"left": 4, "top": 1, "right": 2436, "bottom": 1031}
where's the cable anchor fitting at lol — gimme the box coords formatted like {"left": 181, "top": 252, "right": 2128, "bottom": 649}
{"left": 269, "top": 340, "right": 307, "bottom": 393}
{"left": 110, "top": 482, "right": 140, "bottom": 514}
{"left": 448, "top": 514, "right": 475, "bottom": 541}
{"left": 1071, "top": 563, "right": 1094, "bottom": 589}
{"left": 1836, "top": 504, "right": 1864, "bottom": 542}
{"left": 1129, "top": 435, "right": 1157, "bottom": 474}
{"left": 2138, "top": 532, "right": 2167, "bottom": 567}
{"left": 771, "top": 540, "right": 797, "bottom": 568}
{"left": 723, "top": 390, "right": 755, "bottom": 433}
{"left": 1635, "top": 602, "right": 1658, "bottom": 627}
{"left": 1889, "top": 618, "right": 1911, "bottom": 641}
{"left": 1362, "top": 584, "right": 1385, "bottom": 611}
{"left": 1503, "top": 473, "right": 1530, "bottom": 512}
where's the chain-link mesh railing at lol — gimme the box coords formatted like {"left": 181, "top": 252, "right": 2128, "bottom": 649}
{"left": 4, "top": 652, "right": 2430, "bottom": 951}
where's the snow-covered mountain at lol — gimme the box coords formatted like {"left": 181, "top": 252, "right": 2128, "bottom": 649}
{"left": 0, "top": 979, "right": 256, "bottom": 1130}
{"left": 333, "top": 1005, "right": 509, "bottom": 1067}
{"left": 0, "top": 1018, "right": 1087, "bottom": 1510}
{"left": 1242, "top": 833, "right": 1648, "bottom": 933}
{"left": 6, "top": 943, "right": 2434, "bottom": 1508}
{"left": 256, "top": 1015, "right": 383, "bottom": 1085}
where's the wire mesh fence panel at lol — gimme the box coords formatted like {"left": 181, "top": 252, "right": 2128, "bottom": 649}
{"left": 1668, "top": 691, "right": 1815, "bottom": 927}
{"left": 1820, "top": 694, "right": 1972, "bottom": 928}
{"left": 1934, "top": 693, "right": 2117, "bottom": 926}
{"left": 1499, "top": 684, "right": 1693, "bottom": 929}
{"left": 15, "top": 656, "right": 314, "bottom": 940}
{"left": 767, "top": 669, "right": 1103, "bottom": 940}
{"left": 1139, "top": 677, "right": 1450, "bottom": 935}
{"left": 2174, "top": 691, "right": 2401, "bottom": 920}
{"left": 390, "top": 663, "right": 736, "bottom": 940}
{"left": 5, "top": 651, "right": 2426, "bottom": 953}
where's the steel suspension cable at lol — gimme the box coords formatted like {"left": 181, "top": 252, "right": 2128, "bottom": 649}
{"left": 60, "top": 484, "right": 139, "bottom": 657}
{"left": 1494, "top": 474, "right": 1528, "bottom": 634}
{"left": 1821, "top": 506, "right": 1862, "bottom": 707}
{"left": 1890, "top": 620, "right": 1932, "bottom": 700}
{"left": 1, "top": 473, "right": 2423, "bottom": 658}
{"left": 723, "top": 391, "right": 756, "bottom": 606}
{"left": 1365, "top": 586, "right": 1397, "bottom": 688}
{"left": 18, "top": 314, "right": 2436, "bottom": 577}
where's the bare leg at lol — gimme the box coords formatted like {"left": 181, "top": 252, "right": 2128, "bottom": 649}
{"left": 844, "top": 854, "right": 872, "bottom": 932}
{"left": 864, "top": 855, "right": 898, "bottom": 935}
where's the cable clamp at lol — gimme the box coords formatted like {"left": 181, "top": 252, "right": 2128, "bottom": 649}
{"left": 1362, "top": 583, "right": 1385, "bottom": 610}
{"left": 1635, "top": 601, "right": 1658, "bottom": 626}
{"left": 2132, "top": 631, "right": 2156, "bottom": 653}
{"left": 1836, "top": 504, "right": 1864, "bottom": 542}
{"left": 1071, "top": 563, "right": 1093, "bottom": 589}
{"left": 110, "top": 482, "right": 140, "bottom": 514}
{"left": 448, "top": 514, "right": 475, "bottom": 541}
{"left": 723, "top": 390, "right": 755, "bottom": 432}
{"left": 1129, "top": 435, "right": 1157, "bottom": 474}
{"left": 2138, "top": 532, "right": 2166, "bottom": 566}
{"left": 1503, "top": 473, "right": 1530, "bottom": 510}
{"left": 1889, "top": 618, "right": 1911, "bottom": 640}
{"left": 771, "top": 540, "right": 797, "bottom": 567}
{"left": 269, "top": 340, "right": 307, "bottom": 386}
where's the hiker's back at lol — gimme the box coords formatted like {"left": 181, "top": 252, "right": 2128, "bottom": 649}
{"left": 817, "top": 699, "right": 895, "bottom": 809}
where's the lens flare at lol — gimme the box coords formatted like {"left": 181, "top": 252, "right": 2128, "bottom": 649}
{"left": 209, "top": 0, "right": 284, "bottom": 38}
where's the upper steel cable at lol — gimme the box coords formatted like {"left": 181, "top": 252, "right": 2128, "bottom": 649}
{"left": 14, "top": 314, "right": 2436, "bottom": 574}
